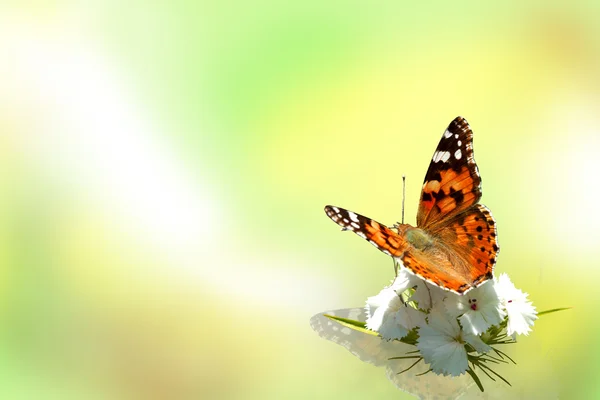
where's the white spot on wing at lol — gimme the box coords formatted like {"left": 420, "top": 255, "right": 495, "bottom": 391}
{"left": 455, "top": 149, "right": 462, "bottom": 159}
{"left": 454, "top": 134, "right": 459, "bottom": 139}
{"left": 457, "top": 140, "right": 462, "bottom": 146}
{"left": 444, "top": 130, "right": 452, "bottom": 138}
{"left": 350, "top": 222, "right": 360, "bottom": 229}
{"left": 348, "top": 212, "right": 359, "bottom": 223}
{"left": 432, "top": 150, "right": 451, "bottom": 163}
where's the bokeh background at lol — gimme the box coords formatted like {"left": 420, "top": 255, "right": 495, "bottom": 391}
{"left": 0, "top": 1, "right": 597, "bottom": 399}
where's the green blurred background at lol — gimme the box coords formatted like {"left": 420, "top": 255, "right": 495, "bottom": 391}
{"left": 0, "top": 1, "right": 596, "bottom": 399}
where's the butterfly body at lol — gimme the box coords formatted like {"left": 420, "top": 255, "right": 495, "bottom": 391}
{"left": 403, "top": 226, "right": 434, "bottom": 250}
{"left": 325, "top": 117, "right": 498, "bottom": 295}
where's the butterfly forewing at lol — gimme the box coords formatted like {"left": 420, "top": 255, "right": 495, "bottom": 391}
{"left": 416, "top": 117, "right": 482, "bottom": 230}
{"left": 324, "top": 206, "right": 406, "bottom": 257}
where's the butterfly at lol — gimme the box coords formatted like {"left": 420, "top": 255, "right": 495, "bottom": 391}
{"left": 325, "top": 116, "right": 498, "bottom": 294}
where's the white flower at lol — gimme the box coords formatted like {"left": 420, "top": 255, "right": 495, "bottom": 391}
{"left": 406, "top": 279, "right": 448, "bottom": 312}
{"left": 445, "top": 281, "right": 505, "bottom": 335}
{"left": 494, "top": 273, "right": 538, "bottom": 336}
{"left": 393, "top": 259, "right": 448, "bottom": 311}
{"left": 365, "top": 272, "right": 426, "bottom": 340}
{"left": 417, "top": 310, "right": 491, "bottom": 377}
{"left": 389, "top": 269, "right": 413, "bottom": 293}
{"left": 366, "top": 287, "right": 409, "bottom": 340}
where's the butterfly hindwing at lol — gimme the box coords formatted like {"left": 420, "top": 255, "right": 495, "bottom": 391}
{"left": 444, "top": 204, "right": 498, "bottom": 286}
{"left": 405, "top": 204, "right": 497, "bottom": 294}
{"left": 417, "top": 117, "right": 482, "bottom": 230}
{"left": 399, "top": 250, "right": 473, "bottom": 294}
{"left": 324, "top": 205, "right": 406, "bottom": 257}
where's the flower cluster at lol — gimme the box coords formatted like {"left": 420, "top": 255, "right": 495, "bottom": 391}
{"left": 365, "top": 269, "right": 538, "bottom": 381}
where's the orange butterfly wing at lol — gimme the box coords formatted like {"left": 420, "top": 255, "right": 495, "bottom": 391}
{"left": 324, "top": 206, "right": 407, "bottom": 257}
{"left": 443, "top": 204, "right": 499, "bottom": 286}
{"left": 399, "top": 117, "right": 497, "bottom": 293}
{"left": 401, "top": 204, "right": 498, "bottom": 294}
{"left": 416, "top": 117, "right": 482, "bottom": 231}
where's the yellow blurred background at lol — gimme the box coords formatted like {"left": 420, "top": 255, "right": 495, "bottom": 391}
{"left": 0, "top": 1, "right": 596, "bottom": 399}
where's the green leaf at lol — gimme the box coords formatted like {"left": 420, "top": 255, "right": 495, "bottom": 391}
{"left": 401, "top": 330, "right": 419, "bottom": 345}
{"left": 466, "top": 367, "right": 485, "bottom": 392}
{"left": 493, "top": 348, "right": 516, "bottom": 364}
{"left": 396, "top": 357, "right": 423, "bottom": 375}
{"left": 478, "top": 362, "right": 512, "bottom": 386}
{"left": 323, "top": 314, "right": 379, "bottom": 336}
{"left": 474, "top": 362, "right": 495, "bottom": 382}
{"left": 388, "top": 355, "right": 422, "bottom": 360}
{"left": 538, "top": 307, "right": 572, "bottom": 316}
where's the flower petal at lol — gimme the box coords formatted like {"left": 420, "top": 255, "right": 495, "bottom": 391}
{"left": 505, "top": 299, "right": 538, "bottom": 336}
{"left": 431, "top": 341, "right": 469, "bottom": 376}
{"left": 446, "top": 281, "right": 504, "bottom": 335}
{"left": 417, "top": 310, "right": 469, "bottom": 376}
{"left": 494, "top": 273, "right": 538, "bottom": 336}
{"left": 365, "top": 280, "right": 426, "bottom": 340}
{"left": 365, "top": 288, "right": 399, "bottom": 331}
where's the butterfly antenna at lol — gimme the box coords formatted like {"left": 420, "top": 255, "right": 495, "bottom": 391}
{"left": 401, "top": 175, "right": 406, "bottom": 224}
